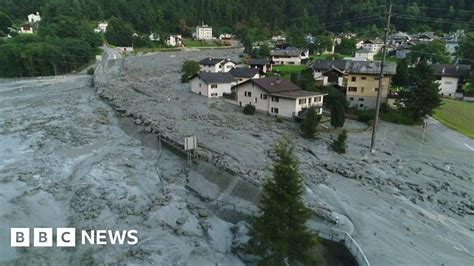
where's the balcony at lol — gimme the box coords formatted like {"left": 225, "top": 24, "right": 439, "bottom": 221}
{"left": 223, "top": 91, "right": 237, "bottom": 100}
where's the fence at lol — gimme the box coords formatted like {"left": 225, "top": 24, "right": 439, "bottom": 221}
{"left": 317, "top": 227, "right": 370, "bottom": 266}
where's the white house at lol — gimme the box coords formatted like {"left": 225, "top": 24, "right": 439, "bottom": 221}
{"left": 190, "top": 72, "right": 236, "bottom": 98}
{"left": 361, "top": 40, "right": 383, "bottom": 54}
{"left": 149, "top": 33, "right": 160, "bottom": 42}
{"left": 196, "top": 23, "right": 213, "bottom": 40}
{"left": 94, "top": 21, "right": 108, "bottom": 33}
{"left": 229, "top": 67, "right": 260, "bottom": 84}
{"left": 199, "top": 58, "right": 236, "bottom": 73}
{"left": 432, "top": 64, "right": 471, "bottom": 98}
{"left": 28, "top": 12, "right": 41, "bottom": 23}
{"left": 165, "top": 35, "right": 182, "bottom": 47}
{"left": 271, "top": 47, "right": 310, "bottom": 65}
{"left": 272, "top": 35, "right": 287, "bottom": 44}
{"left": 354, "top": 48, "right": 375, "bottom": 61}
{"left": 232, "top": 77, "right": 325, "bottom": 118}
{"left": 20, "top": 25, "right": 34, "bottom": 34}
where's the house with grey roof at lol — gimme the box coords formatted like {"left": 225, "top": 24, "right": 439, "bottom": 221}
{"left": 311, "top": 59, "right": 397, "bottom": 109}
{"left": 247, "top": 58, "right": 273, "bottom": 74}
{"left": 432, "top": 64, "right": 471, "bottom": 98}
{"left": 231, "top": 77, "right": 325, "bottom": 118}
{"left": 271, "top": 47, "right": 310, "bottom": 65}
{"left": 190, "top": 72, "right": 236, "bottom": 98}
{"left": 354, "top": 48, "right": 375, "bottom": 61}
{"left": 228, "top": 67, "right": 260, "bottom": 84}
{"left": 199, "top": 58, "right": 236, "bottom": 73}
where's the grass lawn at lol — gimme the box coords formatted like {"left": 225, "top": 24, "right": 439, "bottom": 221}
{"left": 433, "top": 99, "right": 474, "bottom": 139}
{"left": 272, "top": 65, "right": 307, "bottom": 80}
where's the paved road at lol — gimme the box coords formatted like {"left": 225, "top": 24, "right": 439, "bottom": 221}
{"left": 102, "top": 46, "right": 122, "bottom": 61}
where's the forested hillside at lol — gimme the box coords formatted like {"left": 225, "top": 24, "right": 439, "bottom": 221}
{"left": 0, "top": 0, "right": 473, "bottom": 77}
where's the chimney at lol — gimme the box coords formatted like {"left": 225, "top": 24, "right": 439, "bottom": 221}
{"left": 456, "top": 65, "right": 459, "bottom": 71}
{"left": 442, "top": 67, "right": 446, "bottom": 74}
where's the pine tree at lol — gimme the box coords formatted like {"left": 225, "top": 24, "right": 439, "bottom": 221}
{"left": 331, "top": 130, "right": 348, "bottom": 154}
{"left": 330, "top": 99, "right": 346, "bottom": 128}
{"left": 398, "top": 60, "right": 442, "bottom": 121}
{"left": 247, "top": 137, "right": 318, "bottom": 265}
{"left": 392, "top": 59, "right": 410, "bottom": 88}
{"left": 300, "top": 107, "right": 322, "bottom": 139}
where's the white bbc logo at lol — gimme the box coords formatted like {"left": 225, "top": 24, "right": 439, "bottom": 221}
{"left": 11, "top": 228, "right": 76, "bottom": 247}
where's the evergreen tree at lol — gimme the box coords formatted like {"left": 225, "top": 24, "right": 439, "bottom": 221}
{"left": 105, "top": 17, "right": 134, "bottom": 46}
{"left": 392, "top": 59, "right": 410, "bottom": 88}
{"left": 0, "top": 12, "right": 11, "bottom": 34}
{"left": 181, "top": 60, "right": 200, "bottom": 82}
{"left": 331, "top": 130, "right": 348, "bottom": 154}
{"left": 330, "top": 99, "right": 346, "bottom": 128}
{"left": 398, "top": 60, "right": 442, "bottom": 121}
{"left": 247, "top": 136, "right": 318, "bottom": 265}
{"left": 335, "top": 38, "right": 356, "bottom": 55}
{"left": 300, "top": 107, "right": 321, "bottom": 139}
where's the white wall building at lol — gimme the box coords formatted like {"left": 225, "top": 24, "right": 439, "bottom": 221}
{"left": 432, "top": 64, "right": 471, "bottom": 98}
{"left": 354, "top": 48, "right": 375, "bottom": 61}
{"left": 271, "top": 48, "right": 310, "bottom": 65}
{"left": 28, "top": 12, "right": 41, "bottom": 23}
{"left": 196, "top": 23, "right": 213, "bottom": 40}
{"left": 361, "top": 40, "right": 383, "bottom": 54}
{"left": 232, "top": 77, "right": 325, "bottom": 118}
{"left": 165, "top": 35, "right": 182, "bottom": 47}
{"left": 20, "top": 25, "right": 34, "bottom": 34}
{"left": 190, "top": 72, "right": 236, "bottom": 98}
{"left": 94, "top": 22, "right": 108, "bottom": 33}
{"left": 199, "top": 58, "right": 236, "bottom": 73}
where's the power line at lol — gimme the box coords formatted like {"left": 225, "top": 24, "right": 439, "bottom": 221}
{"left": 392, "top": 4, "right": 474, "bottom": 14}
{"left": 393, "top": 14, "right": 474, "bottom": 27}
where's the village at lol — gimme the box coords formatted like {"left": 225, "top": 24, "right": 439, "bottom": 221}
{"left": 1, "top": 3, "right": 474, "bottom": 266}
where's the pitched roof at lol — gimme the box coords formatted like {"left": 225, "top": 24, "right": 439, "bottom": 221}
{"left": 431, "top": 64, "right": 471, "bottom": 78}
{"left": 250, "top": 77, "right": 301, "bottom": 93}
{"left": 312, "top": 59, "right": 348, "bottom": 72}
{"left": 271, "top": 47, "right": 305, "bottom": 57}
{"left": 229, "top": 67, "right": 259, "bottom": 78}
{"left": 199, "top": 58, "right": 234, "bottom": 66}
{"left": 312, "top": 60, "right": 397, "bottom": 75}
{"left": 247, "top": 58, "right": 272, "bottom": 65}
{"left": 347, "top": 61, "right": 397, "bottom": 75}
{"left": 271, "top": 90, "right": 325, "bottom": 99}
{"left": 194, "top": 72, "right": 236, "bottom": 84}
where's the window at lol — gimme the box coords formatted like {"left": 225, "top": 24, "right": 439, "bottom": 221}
{"left": 361, "top": 87, "right": 365, "bottom": 93}
{"left": 351, "top": 77, "right": 356, "bottom": 82}
{"left": 199, "top": 83, "right": 202, "bottom": 88}
{"left": 260, "top": 94, "right": 268, "bottom": 100}
{"left": 359, "top": 98, "right": 364, "bottom": 101}
{"left": 211, "top": 93, "right": 218, "bottom": 96}
{"left": 245, "top": 91, "right": 252, "bottom": 97}
{"left": 271, "top": 107, "right": 279, "bottom": 114}
{"left": 299, "top": 99, "right": 307, "bottom": 105}
{"left": 359, "top": 104, "right": 364, "bottom": 108}
{"left": 348, "top": 87, "right": 357, "bottom": 92}
{"left": 255, "top": 98, "right": 258, "bottom": 103}
{"left": 445, "top": 81, "right": 453, "bottom": 85}
{"left": 314, "top": 97, "right": 321, "bottom": 102}
{"left": 374, "top": 77, "right": 379, "bottom": 80}
{"left": 361, "top": 77, "right": 367, "bottom": 80}
{"left": 375, "top": 88, "right": 379, "bottom": 92}
{"left": 271, "top": 96, "right": 280, "bottom": 102}
{"left": 308, "top": 98, "right": 312, "bottom": 104}
{"left": 350, "top": 97, "right": 354, "bottom": 100}
{"left": 211, "top": 84, "right": 218, "bottom": 89}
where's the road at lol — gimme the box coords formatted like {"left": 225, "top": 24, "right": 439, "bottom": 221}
{"left": 102, "top": 46, "right": 122, "bottom": 61}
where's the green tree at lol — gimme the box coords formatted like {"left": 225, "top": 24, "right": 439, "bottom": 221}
{"left": 398, "top": 60, "right": 442, "bottom": 121}
{"left": 300, "top": 106, "right": 322, "bottom": 138}
{"left": 105, "top": 17, "right": 134, "bottom": 46}
{"left": 315, "top": 34, "right": 333, "bottom": 54}
{"left": 247, "top": 136, "right": 318, "bottom": 265}
{"left": 181, "top": 60, "right": 200, "bottom": 82}
{"left": 457, "top": 32, "right": 474, "bottom": 63}
{"left": 392, "top": 59, "right": 410, "bottom": 88}
{"left": 330, "top": 99, "right": 346, "bottom": 128}
{"left": 0, "top": 12, "right": 12, "bottom": 34}
{"left": 335, "top": 38, "right": 356, "bottom": 55}
{"left": 409, "top": 40, "right": 450, "bottom": 64}
{"left": 331, "top": 130, "right": 348, "bottom": 154}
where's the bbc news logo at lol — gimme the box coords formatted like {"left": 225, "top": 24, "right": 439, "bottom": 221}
{"left": 11, "top": 228, "right": 138, "bottom": 247}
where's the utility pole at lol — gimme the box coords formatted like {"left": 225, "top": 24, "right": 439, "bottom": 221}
{"left": 370, "top": 2, "right": 392, "bottom": 153}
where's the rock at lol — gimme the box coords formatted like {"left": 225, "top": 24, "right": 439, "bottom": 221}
{"left": 176, "top": 217, "right": 186, "bottom": 225}
{"left": 198, "top": 209, "right": 209, "bottom": 218}
{"left": 134, "top": 119, "right": 142, "bottom": 125}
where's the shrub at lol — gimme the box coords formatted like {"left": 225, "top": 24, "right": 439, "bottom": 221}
{"left": 275, "top": 116, "right": 283, "bottom": 123}
{"left": 181, "top": 74, "right": 189, "bottom": 83}
{"left": 331, "top": 130, "right": 348, "bottom": 154}
{"left": 86, "top": 67, "right": 95, "bottom": 75}
{"left": 243, "top": 104, "right": 256, "bottom": 115}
